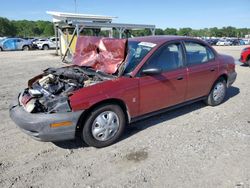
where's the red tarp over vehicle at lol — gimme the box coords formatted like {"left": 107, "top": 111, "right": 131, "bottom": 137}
{"left": 73, "top": 36, "right": 127, "bottom": 74}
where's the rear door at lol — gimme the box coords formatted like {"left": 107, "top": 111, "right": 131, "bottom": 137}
{"left": 183, "top": 41, "right": 218, "bottom": 100}
{"left": 138, "top": 42, "right": 188, "bottom": 115}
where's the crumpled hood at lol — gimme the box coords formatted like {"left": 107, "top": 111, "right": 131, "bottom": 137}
{"left": 73, "top": 36, "right": 127, "bottom": 74}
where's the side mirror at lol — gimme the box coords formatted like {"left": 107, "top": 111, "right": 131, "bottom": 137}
{"left": 141, "top": 68, "right": 161, "bottom": 75}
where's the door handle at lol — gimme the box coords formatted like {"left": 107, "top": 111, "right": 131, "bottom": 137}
{"left": 210, "top": 68, "right": 215, "bottom": 72}
{"left": 177, "top": 76, "right": 183, "bottom": 80}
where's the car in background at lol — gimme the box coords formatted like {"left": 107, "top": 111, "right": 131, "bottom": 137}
{"left": 34, "top": 37, "right": 59, "bottom": 50}
{"left": 242, "top": 39, "right": 250, "bottom": 45}
{"left": 239, "top": 46, "right": 250, "bottom": 66}
{"left": 0, "top": 37, "right": 7, "bottom": 41}
{"left": 10, "top": 36, "right": 237, "bottom": 148}
{"left": 204, "top": 39, "right": 219, "bottom": 46}
{"left": 0, "top": 38, "right": 34, "bottom": 51}
{"left": 229, "top": 39, "right": 244, "bottom": 46}
{"left": 216, "top": 39, "right": 232, "bottom": 46}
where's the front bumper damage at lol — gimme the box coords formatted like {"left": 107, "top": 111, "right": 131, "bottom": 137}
{"left": 9, "top": 94, "right": 83, "bottom": 142}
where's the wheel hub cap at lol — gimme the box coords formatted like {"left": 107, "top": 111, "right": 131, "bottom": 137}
{"left": 213, "top": 82, "right": 225, "bottom": 103}
{"left": 92, "top": 111, "right": 119, "bottom": 141}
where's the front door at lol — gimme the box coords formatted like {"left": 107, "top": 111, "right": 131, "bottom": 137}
{"left": 138, "top": 42, "right": 188, "bottom": 115}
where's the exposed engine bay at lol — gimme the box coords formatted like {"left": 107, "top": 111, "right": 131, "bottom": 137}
{"left": 18, "top": 36, "right": 127, "bottom": 114}
{"left": 19, "top": 66, "right": 115, "bottom": 113}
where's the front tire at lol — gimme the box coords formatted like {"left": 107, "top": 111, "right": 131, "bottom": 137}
{"left": 205, "top": 78, "right": 227, "bottom": 106}
{"left": 82, "top": 104, "right": 126, "bottom": 148}
{"left": 247, "top": 58, "right": 250, "bottom": 67}
{"left": 43, "top": 45, "right": 49, "bottom": 50}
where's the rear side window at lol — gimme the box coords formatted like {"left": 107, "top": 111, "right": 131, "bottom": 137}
{"left": 184, "top": 42, "right": 215, "bottom": 65}
{"left": 142, "top": 43, "right": 183, "bottom": 72}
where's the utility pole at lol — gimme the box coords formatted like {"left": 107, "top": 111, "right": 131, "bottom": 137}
{"left": 74, "top": 0, "right": 77, "bottom": 13}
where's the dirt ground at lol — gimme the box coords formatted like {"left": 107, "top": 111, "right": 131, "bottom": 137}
{"left": 0, "top": 46, "right": 250, "bottom": 188}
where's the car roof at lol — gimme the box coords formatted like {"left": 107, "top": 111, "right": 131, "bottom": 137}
{"left": 128, "top": 35, "right": 199, "bottom": 45}
{"left": 5, "top": 38, "right": 23, "bottom": 40}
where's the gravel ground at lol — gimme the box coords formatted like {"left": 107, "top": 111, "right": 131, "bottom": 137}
{"left": 0, "top": 48, "right": 250, "bottom": 188}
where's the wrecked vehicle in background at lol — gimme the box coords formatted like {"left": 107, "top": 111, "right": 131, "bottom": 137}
{"left": 10, "top": 36, "right": 237, "bottom": 148}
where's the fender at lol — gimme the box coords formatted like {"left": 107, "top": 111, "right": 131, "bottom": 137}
{"left": 69, "top": 76, "right": 140, "bottom": 118}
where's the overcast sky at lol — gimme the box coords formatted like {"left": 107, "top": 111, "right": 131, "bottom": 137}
{"left": 0, "top": 0, "right": 249, "bottom": 29}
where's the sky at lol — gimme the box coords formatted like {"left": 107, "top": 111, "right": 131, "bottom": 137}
{"left": 0, "top": 0, "right": 249, "bottom": 29}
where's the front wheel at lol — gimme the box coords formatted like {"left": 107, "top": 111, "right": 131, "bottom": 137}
{"left": 43, "top": 45, "right": 49, "bottom": 50}
{"left": 205, "top": 78, "right": 227, "bottom": 106}
{"left": 82, "top": 104, "right": 126, "bottom": 148}
{"left": 247, "top": 59, "right": 250, "bottom": 67}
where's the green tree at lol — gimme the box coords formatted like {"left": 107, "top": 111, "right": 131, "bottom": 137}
{"left": 178, "top": 28, "right": 192, "bottom": 36}
{"left": 43, "top": 23, "right": 54, "bottom": 36}
{"left": 155, "top": 28, "right": 164, "bottom": 35}
{"left": 0, "top": 17, "right": 16, "bottom": 36}
{"left": 164, "top": 28, "right": 177, "bottom": 35}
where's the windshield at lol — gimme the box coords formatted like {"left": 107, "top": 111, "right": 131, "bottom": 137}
{"left": 123, "top": 41, "right": 156, "bottom": 75}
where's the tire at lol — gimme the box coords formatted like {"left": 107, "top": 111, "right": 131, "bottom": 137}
{"left": 205, "top": 78, "right": 227, "bottom": 106}
{"left": 22, "top": 45, "right": 30, "bottom": 51}
{"left": 0, "top": 47, "right": 2, "bottom": 52}
{"left": 82, "top": 104, "right": 126, "bottom": 148}
{"left": 43, "top": 45, "right": 49, "bottom": 50}
{"left": 247, "top": 58, "right": 250, "bottom": 67}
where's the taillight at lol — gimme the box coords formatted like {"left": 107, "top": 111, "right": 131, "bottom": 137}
{"left": 227, "top": 62, "right": 235, "bottom": 72}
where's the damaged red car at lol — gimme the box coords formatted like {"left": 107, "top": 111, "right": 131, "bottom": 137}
{"left": 239, "top": 46, "right": 250, "bottom": 66}
{"left": 9, "top": 36, "right": 237, "bottom": 148}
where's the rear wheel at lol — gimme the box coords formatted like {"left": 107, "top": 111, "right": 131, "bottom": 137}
{"left": 0, "top": 47, "right": 2, "bottom": 52}
{"left": 205, "top": 78, "right": 227, "bottom": 106}
{"left": 22, "top": 45, "right": 30, "bottom": 51}
{"left": 81, "top": 104, "right": 126, "bottom": 148}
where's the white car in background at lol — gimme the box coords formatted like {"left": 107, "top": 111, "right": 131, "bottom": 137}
{"left": 216, "top": 39, "right": 232, "bottom": 46}
{"left": 242, "top": 39, "right": 250, "bottom": 45}
{"left": 34, "top": 37, "right": 59, "bottom": 50}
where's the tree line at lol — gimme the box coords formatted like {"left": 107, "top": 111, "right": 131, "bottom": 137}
{"left": 0, "top": 17, "right": 54, "bottom": 37}
{"left": 0, "top": 16, "right": 249, "bottom": 38}
{"left": 133, "top": 27, "right": 250, "bottom": 38}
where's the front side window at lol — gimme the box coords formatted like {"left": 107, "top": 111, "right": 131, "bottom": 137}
{"left": 123, "top": 41, "right": 156, "bottom": 74}
{"left": 141, "top": 43, "right": 183, "bottom": 72}
{"left": 184, "top": 42, "right": 215, "bottom": 65}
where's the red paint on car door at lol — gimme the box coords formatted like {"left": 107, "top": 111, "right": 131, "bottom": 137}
{"left": 186, "top": 61, "right": 218, "bottom": 100}
{"left": 137, "top": 42, "right": 188, "bottom": 115}
{"left": 138, "top": 68, "right": 187, "bottom": 115}
{"left": 183, "top": 41, "right": 219, "bottom": 100}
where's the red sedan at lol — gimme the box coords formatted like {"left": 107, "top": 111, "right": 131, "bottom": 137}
{"left": 10, "top": 36, "right": 237, "bottom": 148}
{"left": 240, "top": 46, "right": 250, "bottom": 66}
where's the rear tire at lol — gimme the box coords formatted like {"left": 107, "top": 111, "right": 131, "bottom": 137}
{"left": 81, "top": 104, "right": 126, "bottom": 148}
{"left": 0, "top": 47, "right": 2, "bottom": 52}
{"left": 22, "top": 45, "right": 30, "bottom": 51}
{"left": 205, "top": 78, "right": 227, "bottom": 106}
